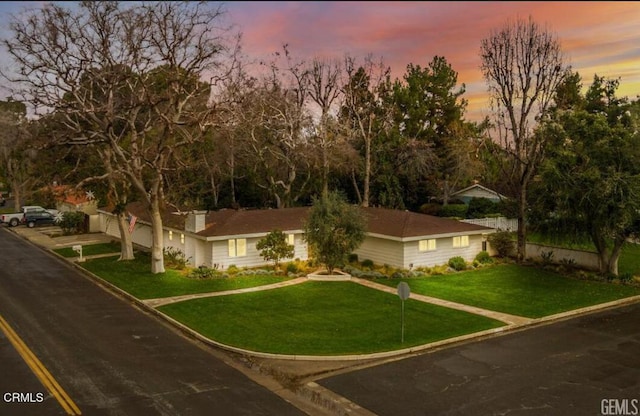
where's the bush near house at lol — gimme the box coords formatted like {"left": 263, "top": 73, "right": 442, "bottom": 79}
{"left": 488, "top": 231, "right": 515, "bottom": 258}
{"left": 59, "top": 211, "right": 85, "bottom": 234}
{"left": 256, "top": 229, "right": 294, "bottom": 268}
{"left": 448, "top": 256, "right": 467, "bottom": 271}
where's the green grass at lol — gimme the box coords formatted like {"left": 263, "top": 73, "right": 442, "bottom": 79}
{"left": 80, "top": 254, "right": 291, "bottom": 299}
{"left": 158, "top": 281, "right": 505, "bottom": 355}
{"left": 374, "top": 264, "right": 640, "bottom": 318}
{"left": 619, "top": 243, "right": 640, "bottom": 276}
{"left": 54, "top": 242, "right": 122, "bottom": 258}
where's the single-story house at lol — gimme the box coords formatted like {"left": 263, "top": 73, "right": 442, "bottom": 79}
{"left": 98, "top": 203, "right": 494, "bottom": 270}
{"left": 51, "top": 185, "right": 99, "bottom": 215}
{"left": 450, "top": 183, "right": 508, "bottom": 204}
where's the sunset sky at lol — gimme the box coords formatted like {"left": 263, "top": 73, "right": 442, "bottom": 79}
{"left": 223, "top": 1, "right": 640, "bottom": 121}
{"left": 0, "top": 1, "right": 638, "bottom": 122}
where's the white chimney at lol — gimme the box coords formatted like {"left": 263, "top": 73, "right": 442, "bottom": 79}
{"left": 185, "top": 210, "right": 207, "bottom": 233}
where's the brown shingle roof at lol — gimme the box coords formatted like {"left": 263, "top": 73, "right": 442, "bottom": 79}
{"left": 113, "top": 203, "right": 493, "bottom": 239}
{"left": 197, "top": 207, "right": 310, "bottom": 237}
{"left": 361, "top": 207, "right": 491, "bottom": 238}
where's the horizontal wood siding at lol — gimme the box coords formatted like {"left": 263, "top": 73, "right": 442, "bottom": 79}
{"left": 353, "top": 236, "right": 404, "bottom": 268}
{"left": 404, "top": 234, "right": 486, "bottom": 268}
{"left": 211, "top": 233, "right": 308, "bottom": 270}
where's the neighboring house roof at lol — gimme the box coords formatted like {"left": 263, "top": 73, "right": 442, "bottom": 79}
{"left": 107, "top": 203, "right": 492, "bottom": 240}
{"left": 450, "top": 183, "right": 508, "bottom": 201}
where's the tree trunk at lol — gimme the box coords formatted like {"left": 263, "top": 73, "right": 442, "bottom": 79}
{"left": 516, "top": 187, "right": 527, "bottom": 263}
{"left": 149, "top": 196, "right": 165, "bottom": 274}
{"left": 605, "top": 237, "right": 625, "bottom": 276}
{"left": 116, "top": 211, "right": 135, "bottom": 261}
{"left": 11, "top": 179, "right": 21, "bottom": 211}
{"left": 362, "top": 137, "right": 371, "bottom": 207}
{"left": 351, "top": 169, "right": 362, "bottom": 205}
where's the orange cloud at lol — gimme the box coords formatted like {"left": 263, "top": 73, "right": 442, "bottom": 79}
{"left": 227, "top": 1, "right": 640, "bottom": 121}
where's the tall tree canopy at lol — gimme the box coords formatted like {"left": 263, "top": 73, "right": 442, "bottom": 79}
{"left": 2, "top": 1, "right": 238, "bottom": 273}
{"left": 532, "top": 73, "right": 640, "bottom": 275}
{"left": 480, "top": 15, "right": 568, "bottom": 262}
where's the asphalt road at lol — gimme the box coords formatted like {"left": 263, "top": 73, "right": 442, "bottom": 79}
{"left": 0, "top": 228, "right": 306, "bottom": 416}
{"left": 319, "top": 301, "right": 640, "bottom": 415}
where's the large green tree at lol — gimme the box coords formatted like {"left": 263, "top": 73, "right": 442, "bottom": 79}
{"left": 532, "top": 74, "right": 640, "bottom": 275}
{"left": 303, "top": 191, "right": 366, "bottom": 274}
{"left": 383, "top": 55, "right": 475, "bottom": 209}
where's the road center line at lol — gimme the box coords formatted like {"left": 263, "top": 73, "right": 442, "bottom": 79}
{"left": 0, "top": 314, "right": 82, "bottom": 415}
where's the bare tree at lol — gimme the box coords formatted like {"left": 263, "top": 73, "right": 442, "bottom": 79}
{"left": 480, "top": 16, "right": 567, "bottom": 262}
{"left": 2, "top": 1, "right": 238, "bottom": 273}
{"left": 307, "top": 57, "right": 343, "bottom": 196}
{"left": 341, "top": 55, "right": 390, "bottom": 207}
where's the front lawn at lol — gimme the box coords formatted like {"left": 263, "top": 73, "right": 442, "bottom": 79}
{"left": 374, "top": 264, "right": 640, "bottom": 318}
{"left": 79, "top": 254, "right": 291, "bottom": 299}
{"left": 158, "top": 281, "right": 505, "bottom": 355}
{"left": 620, "top": 243, "right": 640, "bottom": 277}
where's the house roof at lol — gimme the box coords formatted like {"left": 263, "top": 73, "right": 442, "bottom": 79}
{"left": 360, "top": 207, "right": 491, "bottom": 238}
{"left": 450, "top": 183, "right": 508, "bottom": 200}
{"left": 109, "top": 203, "right": 493, "bottom": 239}
{"left": 196, "top": 207, "right": 310, "bottom": 237}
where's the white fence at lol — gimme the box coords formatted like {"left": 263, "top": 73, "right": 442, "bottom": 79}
{"left": 461, "top": 217, "right": 518, "bottom": 232}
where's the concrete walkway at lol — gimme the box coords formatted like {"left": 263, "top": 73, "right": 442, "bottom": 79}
{"left": 143, "top": 277, "right": 309, "bottom": 308}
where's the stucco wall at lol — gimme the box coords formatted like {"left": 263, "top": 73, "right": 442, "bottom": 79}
{"left": 526, "top": 242, "right": 600, "bottom": 270}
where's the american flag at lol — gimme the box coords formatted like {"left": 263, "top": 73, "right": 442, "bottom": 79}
{"left": 127, "top": 214, "right": 137, "bottom": 234}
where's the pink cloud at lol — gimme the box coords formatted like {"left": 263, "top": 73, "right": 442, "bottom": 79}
{"left": 226, "top": 1, "right": 640, "bottom": 120}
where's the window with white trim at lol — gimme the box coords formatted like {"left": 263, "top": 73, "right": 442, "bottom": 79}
{"left": 418, "top": 239, "right": 436, "bottom": 252}
{"left": 287, "top": 233, "right": 295, "bottom": 246}
{"left": 228, "top": 238, "right": 247, "bottom": 257}
{"left": 168, "top": 230, "right": 173, "bottom": 241}
{"left": 452, "top": 235, "right": 469, "bottom": 248}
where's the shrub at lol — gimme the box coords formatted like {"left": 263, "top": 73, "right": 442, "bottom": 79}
{"left": 226, "top": 265, "right": 240, "bottom": 275}
{"left": 59, "top": 211, "right": 85, "bottom": 234}
{"left": 188, "top": 266, "right": 222, "bottom": 279}
{"left": 419, "top": 202, "right": 441, "bottom": 216}
{"left": 474, "top": 250, "right": 493, "bottom": 264}
{"left": 438, "top": 204, "right": 468, "bottom": 219}
{"left": 361, "top": 259, "right": 374, "bottom": 269}
{"left": 347, "top": 253, "right": 359, "bottom": 263}
{"left": 540, "top": 250, "right": 554, "bottom": 265}
{"left": 448, "top": 256, "right": 466, "bottom": 271}
{"left": 163, "top": 247, "right": 189, "bottom": 270}
{"left": 487, "top": 231, "right": 515, "bottom": 258}
{"left": 467, "top": 197, "right": 499, "bottom": 219}
{"left": 619, "top": 272, "right": 634, "bottom": 284}
{"left": 285, "top": 262, "right": 298, "bottom": 274}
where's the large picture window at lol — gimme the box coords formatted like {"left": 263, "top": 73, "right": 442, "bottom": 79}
{"left": 228, "top": 238, "right": 247, "bottom": 257}
{"left": 418, "top": 239, "right": 436, "bottom": 252}
{"left": 452, "top": 235, "right": 469, "bottom": 248}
